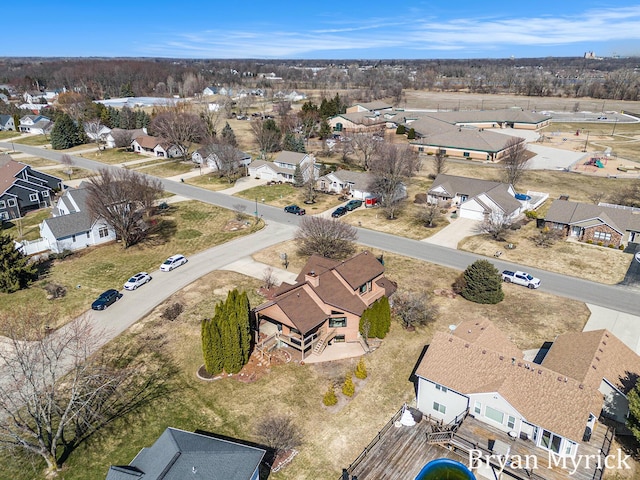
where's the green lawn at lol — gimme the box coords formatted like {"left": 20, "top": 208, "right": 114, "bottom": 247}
{"left": 0, "top": 201, "right": 263, "bottom": 327}
{"left": 84, "top": 149, "right": 147, "bottom": 165}
{"left": 13, "top": 135, "right": 50, "bottom": 146}
{"left": 1, "top": 209, "right": 51, "bottom": 241}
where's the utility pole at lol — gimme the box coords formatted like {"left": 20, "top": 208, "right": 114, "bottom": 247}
{"left": 583, "top": 131, "right": 590, "bottom": 152}
{"left": 612, "top": 118, "right": 618, "bottom": 136}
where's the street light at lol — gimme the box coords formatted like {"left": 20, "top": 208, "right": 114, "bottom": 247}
{"left": 254, "top": 197, "right": 258, "bottom": 220}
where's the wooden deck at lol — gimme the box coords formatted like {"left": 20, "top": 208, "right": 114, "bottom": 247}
{"left": 346, "top": 408, "right": 614, "bottom": 480}
{"left": 347, "top": 411, "right": 457, "bottom": 479}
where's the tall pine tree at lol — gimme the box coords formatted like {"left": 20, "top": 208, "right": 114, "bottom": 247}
{"left": 0, "top": 231, "right": 38, "bottom": 293}
{"left": 50, "top": 112, "right": 84, "bottom": 150}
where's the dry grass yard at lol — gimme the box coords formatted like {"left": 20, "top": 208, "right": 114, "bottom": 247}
{"left": 1, "top": 246, "right": 590, "bottom": 480}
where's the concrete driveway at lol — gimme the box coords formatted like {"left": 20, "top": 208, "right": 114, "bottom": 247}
{"left": 584, "top": 304, "right": 640, "bottom": 354}
{"left": 421, "top": 217, "right": 480, "bottom": 249}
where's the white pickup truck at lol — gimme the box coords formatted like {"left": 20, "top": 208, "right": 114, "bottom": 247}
{"left": 501, "top": 270, "right": 541, "bottom": 289}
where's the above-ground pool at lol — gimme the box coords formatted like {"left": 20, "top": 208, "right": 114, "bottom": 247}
{"left": 415, "top": 458, "right": 476, "bottom": 480}
{"left": 515, "top": 193, "right": 531, "bottom": 201}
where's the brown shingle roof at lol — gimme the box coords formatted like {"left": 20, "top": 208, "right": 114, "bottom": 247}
{"left": 451, "top": 319, "right": 522, "bottom": 359}
{"left": 333, "top": 251, "right": 385, "bottom": 290}
{"left": 416, "top": 329, "right": 602, "bottom": 442}
{"left": 542, "top": 329, "right": 640, "bottom": 394}
{"left": 0, "top": 155, "right": 27, "bottom": 196}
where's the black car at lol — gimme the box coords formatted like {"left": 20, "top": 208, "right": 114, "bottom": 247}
{"left": 284, "top": 205, "right": 306, "bottom": 215}
{"left": 331, "top": 206, "right": 348, "bottom": 218}
{"left": 91, "top": 289, "right": 123, "bottom": 311}
{"left": 345, "top": 199, "right": 363, "bottom": 211}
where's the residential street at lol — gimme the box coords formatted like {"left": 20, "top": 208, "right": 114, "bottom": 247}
{"left": 3, "top": 141, "right": 640, "bottom": 323}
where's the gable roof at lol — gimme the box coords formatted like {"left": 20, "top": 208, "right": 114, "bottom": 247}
{"left": 542, "top": 329, "right": 640, "bottom": 395}
{"left": 273, "top": 151, "right": 310, "bottom": 165}
{"left": 106, "top": 427, "right": 265, "bottom": 480}
{"left": 256, "top": 251, "right": 394, "bottom": 334}
{"left": 429, "top": 174, "right": 521, "bottom": 215}
{"left": 133, "top": 135, "right": 173, "bottom": 150}
{"left": 42, "top": 187, "right": 95, "bottom": 238}
{"left": 0, "top": 155, "right": 27, "bottom": 196}
{"left": 413, "top": 128, "right": 519, "bottom": 154}
{"left": 320, "top": 170, "right": 374, "bottom": 193}
{"left": 545, "top": 199, "right": 640, "bottom": 233}
{"left": 415, "top": 324, "right": 604, "bottom": 443}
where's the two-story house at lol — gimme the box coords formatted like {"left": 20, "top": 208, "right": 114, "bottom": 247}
{"left": 0, "top": 114, "right": 15, "bottom": 131}
{"left": 18, "top": 114, "right": 54, "bottom": 135}
{"left": 254, "top": 251, "right": 396, "bottom": 360}
{"left": 39, "top": 183, "right": 116, "bottom": 253}
{"left": 247, "top": 151, "right": 317, "bottom": 183}
{"left": 0, "top": 155, "right": 62, "bottom": 221}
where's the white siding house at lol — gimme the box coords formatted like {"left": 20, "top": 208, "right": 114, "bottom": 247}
{"left": 247, "top": 151, "right": 316, "bottom": 183}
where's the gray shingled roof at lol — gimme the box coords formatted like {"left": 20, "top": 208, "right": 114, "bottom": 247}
{"left": 545, "top": 199, "right": 640, "bottom": 233}
{"left": 42, "top": 187, "right": 95, "bottom": 239}
{"left": 106, "top": 428, "right": 265, "bottom": 480}
{"left": 413, "top": 127, "right": 518, "bottom": 153}
{"left": 320, "top": 169, "right": 373, "bottom": 192}
{"left": 273, "top": 151, "right": 310, "bottom": 165}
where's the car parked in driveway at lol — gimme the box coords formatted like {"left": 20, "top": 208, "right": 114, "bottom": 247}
{"left": 160, "top": 254, "right": 188, "bottom": 271}
{"left": 331, "top": 206, "right": 348, "bottom": 218}
{"left": 91, "top": 289, "right": 123, "bottom": 310}
{"left": 284, "top": 205, "right": 306, "bottom": 215}
{"left": 345, "top": 199, "right": 363, "bottom": 211}
{"left": 124, "top": 272, "right": 152, "bottom": 290}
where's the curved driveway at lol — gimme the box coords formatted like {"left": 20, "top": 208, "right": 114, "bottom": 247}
{"left": 3, "top": 141, "right": 640, "bottom": 318}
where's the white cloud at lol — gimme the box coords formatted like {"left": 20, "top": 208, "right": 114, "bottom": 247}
{"left": 142, "top": 5, "right": 640, "bottom": 58}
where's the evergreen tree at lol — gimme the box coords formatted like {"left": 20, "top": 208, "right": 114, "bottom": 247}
{"left": 107, "top": 106, "right": 120, "bottom": 128}
{"left": 627, "top": 378, "right": 640, "bottom": 442}
{"left": 396, "top": 124, "right": 406, "bottom": 135}
{"left": 355, "top": 358, "right": 368, "bottom": 379}
{"left": 342, "top": 373, "right": 355, "bottom": 397}
{"left": 50, "top": 112, "right": 84, "bottom": 150}
{"left": 293, "top": 164, "right": 304, "bottom": 187}
{"left": 319, "top": 120, "right": 332, "bottom": 139}
{"left": 283, "top": 132, "right": 305, "bottom": 153}
{"left": 407, "top": 128, "right": 416, "bottom": 140}
{"left": 0, "top": 231, "right": 38, "bottom": 293}
{"left": 135, "top": 110, "right": 150, "bottom": 129}
{"left": 376, "top": 296, "right": 391, "bottom": 339}
{"left": 236, "top": 290, "right": 252, "bottom": 365}
{"left": 323, "top": 384, "right": 338, "bottom": 406}
{"left": 201, "top": 317, "right": 224, "bottom": 375}
{"left": 221, "top": 122, "right": 238, "bottom": 147}
{"left": 120, "top": 82, "right": 134, "bottom": 97}
{"left": 461, "top": 260, "right": 504, "bottom": 304}
{"left": 359, "top": 297, "right": 391, "bottom": 340}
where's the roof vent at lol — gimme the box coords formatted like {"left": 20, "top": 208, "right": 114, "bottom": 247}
{"left": 595, "top": 356, "right": 600, "bottom": 362}
{"left": 468, "top": 329, "right": 472, "bottom": 333}
{"left": 482, "top": 350, "right": 486, "bottom": 354}
{"left": 579, "top": 384, "right": 584, "bottom": 389}
{"left": 518, "top": 362, "right": 522, "bottom": 367}
{"left": 564, "top": 377, "right": 568, "bottom": 383}
{"left": 602, "top": 341, "right": 607, "bottom": 345}
{"left": 557, "top": 376, "right": 563, "bottom": 381}
{"left": 592, "top": 365, "right": 597, "bottom": 370}
{"left": 465, "top": 343, "right": 470, "bottom": 348}
{"left": 525, "top": 363, "right": 530, "bottom": 369}
{"left": 499, "top": 355, "right": 504, "bottom": 360}
{"left": 511, "top": 357, "right": 516, "bottom": 365}
{"left": 448, "top": 338, "right": 453, "bottom": 342}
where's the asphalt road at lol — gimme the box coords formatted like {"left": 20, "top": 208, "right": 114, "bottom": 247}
{"left": 3, "top": 141, "right": 640, "bottom": 317}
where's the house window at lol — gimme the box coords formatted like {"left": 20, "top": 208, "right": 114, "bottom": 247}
{"left": 507, "top": 415, "right": 516, "bottom": 429}
{"left": 564, "top": 440, "right": 576, "bottom": 456}
{"left": 552, "top": 223, "right": 564, "bottom": 230}
{"left": 0, "top": 200, "right": 5, "bottom": 209}
{"left": 359, "top": 284, "right": 367, "bottom": 294}
{"left": 329, "top": 317, "right": 347, "bottom": 328}
{"left": 435, "top": 384, "right": 448, "bottom": 393}
{"left": 593, "top": 231, "right": 612, "bottom": 242}
{"left": 333, "top": 335, "right": 345, "bottom": 343}
{"left": 29, "top": 193, "right": 38, "bottom": 202}
{"left": 42, "top": 190, "right": 49, "bottom": 198}
{"left": 485, "top": 406, "right": 504, "bottom": 424}
{"left": 7, "top": 198, "right": 16, "bottom": 207}
{"left": 474, "top": 401, "right": 481, "bottom": 415}
{"left": 433, "top": 402, "right": 446, "bottom": 414}
{"left": 98, "top": 226, "right": 109, "bottom": 238}
{"left": 463, "top": 152, "right": 470, "bottom": 157}
{"left": 418, "top": 147, "right": 424, "bottom": 152}
{"left": 0, "top": 212, "right": 8, "bottom": 220}
{"left": 439, "top": 149, "right": 447, "bottom": 155}
{"left": 541, "top": 429, "right": 562, "bottom": 454}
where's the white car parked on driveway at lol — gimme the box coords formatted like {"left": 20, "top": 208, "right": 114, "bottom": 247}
{"left": 160, "top": 254, "right": 188, "bottom": 271}
{"left": 124, "top": 272, "right": 152, "bottom": 290}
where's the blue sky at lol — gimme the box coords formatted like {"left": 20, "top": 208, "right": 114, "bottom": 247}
{"left": 4, "top": 1, "right": 640, "bottom": 59}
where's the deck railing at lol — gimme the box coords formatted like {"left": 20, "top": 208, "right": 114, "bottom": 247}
{"left": 340, "top": 406, "right": 404, "bottom": 477}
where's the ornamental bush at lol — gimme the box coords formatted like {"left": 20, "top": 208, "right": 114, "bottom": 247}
{"left": 342, "top": 374, "right": 355, "bottom": 397}
{"left": 323, "top": 384, "right": 338, "bottom": 406}
{"left": 355, "top": 358, "right": 368, "bottom": 380}
{"left": 460, "top": 260, "right": 504, "bottom": 305}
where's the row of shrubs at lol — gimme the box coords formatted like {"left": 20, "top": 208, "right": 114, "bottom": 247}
{"left": 323, "top": 358, "right": 368, "bottom": 406}
{"left": 585, "top": 239, "right": 625, "bottom": 249}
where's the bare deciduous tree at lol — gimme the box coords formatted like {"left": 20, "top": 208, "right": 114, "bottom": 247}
{"left": 150, "top": 106, "right": 205, "bottom": 161}
{"left": 202, "top": 142, "right": 245, "bottom": 184}
{"left": 262, "top": 267, "right": 278, "bottom": 290}
{"left": 475, "top": 212, "right": 513, "bottom": 241}
{"left": 86, "top": 168, "right": 163, "bottom": 248}
{"left": 0, "top": 312, "right": 160, "bottom": 475}
{"left": 501, "top": 137, "right": 528, "bottom": 188}
{"left": 111, "top": 129, "right": 136, "bottom": 149}
{"left": 433, "top": 151, "right": 447, "bottom": 175}
{"left": 232, "top": 203, "right": 247, "bottom": 221}
{"left": 368, "top": 143, "right": 420, "bottom": 220}
{"left": 60, "top": 154, "right": 74, "bottom": 179}
{"left": 255, "top": 414, "right": 302, "bottom": 456}
{"left": 84, "top": 118, "right": 106, "bottom": 150}
{"left": 346, "top": 131, "right": 383, "bottom": 170}
{"left": 532, "top": 226, "right": 563, "bottom": 247}
{"left": 295, "top": 217, "right": 357, "bottom": 259}
{"left": 416, "top": 203, "right": 442, "bottom": 228}
{"left": 250, "top": 118, "right": 281, "bottom": 156}
{"left": 303, "top": 177, "right": 318, "bottom": 204}
{"left": 392, "top": 291, "right": 439, "bottom": 329}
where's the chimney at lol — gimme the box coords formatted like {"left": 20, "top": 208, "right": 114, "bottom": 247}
{"left": 305, "top": 270, "right": 319, "bottom": 287}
